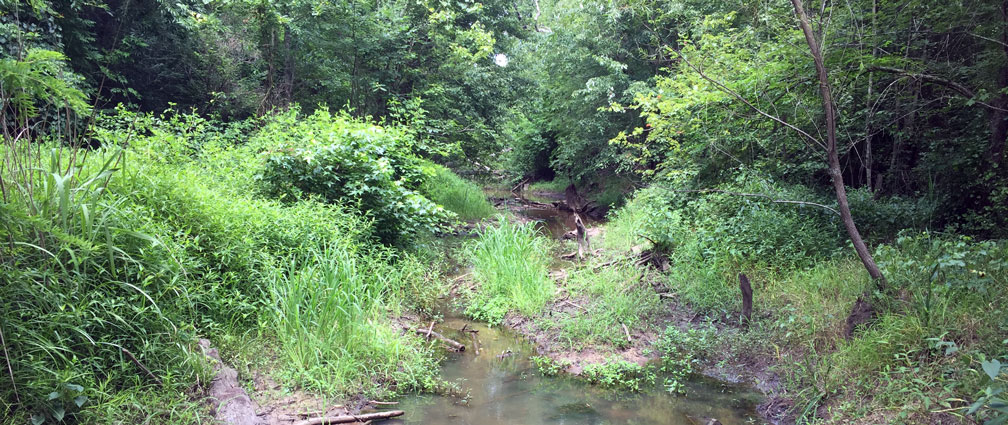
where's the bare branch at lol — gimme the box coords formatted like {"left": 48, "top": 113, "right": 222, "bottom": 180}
{"left": 670, "top": 188, "right": 840, "bottom": 216}
{"left": 868, "top": 66, "right": 1008, "bottom": 112}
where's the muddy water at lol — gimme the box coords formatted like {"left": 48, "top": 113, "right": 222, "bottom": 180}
{"left": 391, "top": 315, "right": 764, "bottom": 425}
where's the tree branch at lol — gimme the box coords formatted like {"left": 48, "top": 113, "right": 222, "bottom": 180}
{"left": 669, "top": 47, "right": 827, "bottom": 151}
{"left": 868, "top": 66, "right": 1008, "bottom": 112}
{"left": 670, "top": 188, "right": 840, "bottom": 216}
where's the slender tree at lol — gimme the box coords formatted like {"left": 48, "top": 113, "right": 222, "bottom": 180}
{"left": 790, "top": 0, "right": 886, "bottom": 288}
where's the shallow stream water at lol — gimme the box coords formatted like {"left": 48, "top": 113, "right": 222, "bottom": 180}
{"left": 390, "top": 315, "right": 765, "bottom": 425}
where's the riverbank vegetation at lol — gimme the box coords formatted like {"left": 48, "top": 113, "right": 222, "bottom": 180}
{"left": 3, "top": 0, "right": 1008, "bottom": 423}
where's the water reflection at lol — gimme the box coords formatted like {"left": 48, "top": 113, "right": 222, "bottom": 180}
{"left": 392, "top": 318, "right": 764, "bottom": 425}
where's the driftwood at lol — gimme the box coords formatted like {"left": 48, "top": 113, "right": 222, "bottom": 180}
{"left": 293, "top": 410, "right": 405, "bottom": 425}
{"left": 404, "top": 326, "right": 466, "bottom": 352}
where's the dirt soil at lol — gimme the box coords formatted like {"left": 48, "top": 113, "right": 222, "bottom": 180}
{"left": 197, "top": 339, "right": 400, "bottom": 425}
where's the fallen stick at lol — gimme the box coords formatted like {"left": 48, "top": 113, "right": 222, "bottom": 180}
{"left": 403, "top": 327, "right": 466, "bottom": 352}
{"left": 470, "top": 333, "right": 480, "bottom": 356}
{"left": 121, "top": 347, "right": 162, "bottom": 385}
{"left": 292, "top": 410, "right": 404, "bottom": 425}
{"left": 560, "top": 299, "right": 587, "bottom": 311}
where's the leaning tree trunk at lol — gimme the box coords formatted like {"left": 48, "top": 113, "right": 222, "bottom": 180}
{"left": 791, "top": 0, "right": 887, "bottom": 290}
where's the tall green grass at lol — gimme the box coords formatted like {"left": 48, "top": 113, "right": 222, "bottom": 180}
{"left": 266, "top": 246, "right": 436, "bottom": 396}
{"left": 466, "top": 218, "right": 553, "bottom": 325}
{"left": 421, "top": 164, "right": 495, "bottom": 221}
{"left": 1, "top": 109, "right": 444, "bottom": 422}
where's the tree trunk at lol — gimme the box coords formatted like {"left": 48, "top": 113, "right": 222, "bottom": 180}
{"left": 989, "top": 0, "right": 1008, "bottom": 165}
{"left": 865, "top": 0, "right": 877, "bottom": 191}
{"left": 791, "top": 0, "right": 887, "bottom": 289}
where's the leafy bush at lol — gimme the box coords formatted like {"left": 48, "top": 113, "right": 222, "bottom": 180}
{"left": 256, "top": 107, "right": 451, "bottom": 245}
{"left": 655, "top": 327, "right": 714, "bottom": 394}
{"left": 420, "top": 163, "right": 495, "bottom": 221}
{"left": 466, "top": 218, "right": 553, "bottom": 325}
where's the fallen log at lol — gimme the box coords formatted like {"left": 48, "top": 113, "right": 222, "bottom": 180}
{"left": 404, "top": 326, "right": 466, "bottom": 352}
{"left": 293, "top": 410, "right": 405, "bottom": 425}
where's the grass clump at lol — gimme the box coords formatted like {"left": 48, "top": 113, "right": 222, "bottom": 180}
{"left": 539, "top": 265, "right": 661, "bottom": 350}
{"left": 421, "top": 163, "right": 495, "bottom": 221}
{"left": 266, "top": 246, "right": 437, "bottom": 396}
{"left": 466, "top": 218, "right": 552, "bottom": 325}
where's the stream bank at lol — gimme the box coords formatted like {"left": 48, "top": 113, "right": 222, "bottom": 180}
{"left": 396, "top": 186, "right": 789, "bottom": 424}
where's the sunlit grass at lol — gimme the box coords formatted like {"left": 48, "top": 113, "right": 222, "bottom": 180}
{"left": 422, "top": 164, "right": 495, "bottom": 221}
{"left": 265, "top": 246, "right": 437, "bottom": 397}
{"left": 466, "top": 218, "right": 553, "bottom": 325}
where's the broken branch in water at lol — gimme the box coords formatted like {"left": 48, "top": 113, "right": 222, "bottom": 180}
{"left": 292, "top": 410, "right": 405, "bottom": 425}
{"left": 403, "top": 326, "right": 466, "bottom": 352}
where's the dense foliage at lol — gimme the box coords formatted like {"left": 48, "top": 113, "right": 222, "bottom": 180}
{"left": 3, "top": 0, "right": 1008, "bottom": 423}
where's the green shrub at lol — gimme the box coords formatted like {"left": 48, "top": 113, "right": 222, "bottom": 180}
{"left": 421, "top": 164, "right": 495, "bottom": 220}
{"left": 466, "top": 218, "right": 553, "bottom": 325}
{"left": 582, "top": 359, "right": 655, "bottom": 392}
{"left": 256, "top": 107, "right": 451, "bottom": 245}
{"left": 655, "top": 327, "right": 714, "bottom": 394}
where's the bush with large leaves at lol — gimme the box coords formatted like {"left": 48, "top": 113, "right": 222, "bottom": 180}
{"left": 257, "top": 108, "right": 451, "bottom": 245}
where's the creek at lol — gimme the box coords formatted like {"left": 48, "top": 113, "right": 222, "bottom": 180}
{"left": 390, "top": 191, "right": 766, "bottom": 425}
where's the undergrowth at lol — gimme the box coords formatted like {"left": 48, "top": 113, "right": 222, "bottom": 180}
{"left": 465, "top": 218, "right": 552, "bottom": 325}
{"left": 0, "top": 107, "right": 449, "bottom": 422}
{"left": 421, "top": 164, "right": 495, "bottom": 221}
{"left": 602, "top": 180, "right": 1008, "bottom": 424}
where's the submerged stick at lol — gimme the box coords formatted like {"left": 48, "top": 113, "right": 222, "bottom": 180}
{"left": 403, "top": 326, "right": 466, "bottom": 352}
{"left": 292, "top": 410, "right": 405, "bottom": 425}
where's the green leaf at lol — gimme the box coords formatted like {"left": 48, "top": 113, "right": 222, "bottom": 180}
{"left": 984, "top": 359, "right": 1003, "bottom": 380}
{"left": 51, "top": 406, "right": 65, "bottom": 421}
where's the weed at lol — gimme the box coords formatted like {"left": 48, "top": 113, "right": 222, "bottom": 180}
{"left": 582, "top": 359, "right": 656, "bottom": 392}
